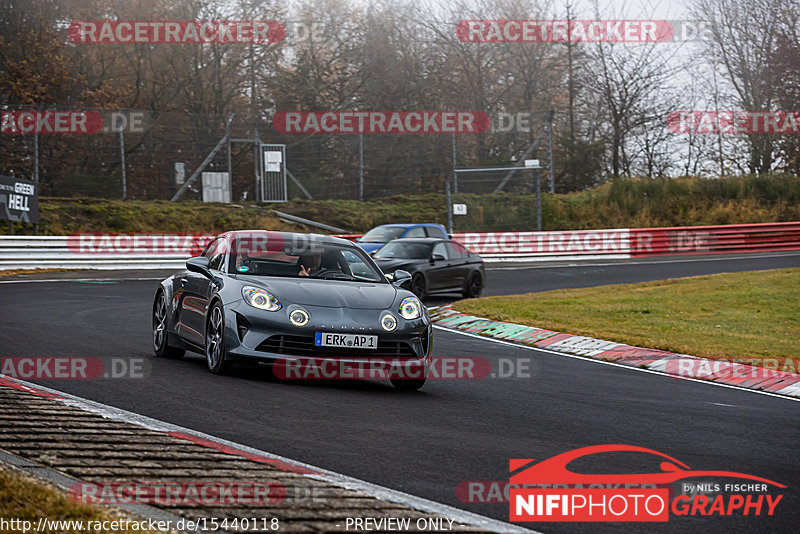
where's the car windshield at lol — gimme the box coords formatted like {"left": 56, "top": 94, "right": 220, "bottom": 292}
{"left": 229, "top": 240, "right": 384, "bottom": 282}
{"left": 360, "top": 226, "right": 407, "bottom": 243}
{"left": 374, "top": 242, "right": 432, "bottom": 260}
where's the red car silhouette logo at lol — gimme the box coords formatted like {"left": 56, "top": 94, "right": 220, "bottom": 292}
{"left": 510, "top": 444, "right": 785, "bottom": 487}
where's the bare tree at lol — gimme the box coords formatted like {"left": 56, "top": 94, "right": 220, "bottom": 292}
{"left": 691, "top": 0, "right": 796, "bottom": 173}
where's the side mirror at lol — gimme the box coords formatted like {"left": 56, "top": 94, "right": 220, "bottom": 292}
{"left": 186, "top": 256, "right": 212, "bottom": 279}
{"left": 430, "top": 253, "right": 445, "bottom": 263}
{"left": 392, "top": 269, "right": 412, "bottom": 288}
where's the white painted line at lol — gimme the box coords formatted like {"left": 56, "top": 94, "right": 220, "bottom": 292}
{"left": 0, "top": 277, "right": 164, "bottom": 284}
{"left": 433, "top": 325, "right": 800, "bottom": 403}
{"left": 0, "top": 375, "right": 541, "bottom": 534}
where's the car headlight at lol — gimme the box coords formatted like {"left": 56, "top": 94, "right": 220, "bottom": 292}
{"left": 399, "top": 297, "right": 422, "bottom": 320}
{"left": 381, "top": 313, "right": 397, "bottom": 332}
{"left": 242, "top": 286, "right": 281, "bottom": 311}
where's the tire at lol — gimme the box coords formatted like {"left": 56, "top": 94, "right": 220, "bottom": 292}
{"left": 391, "top": 377, "right": 426, "bottom": 391}
{"left": 205, "top": 301, "right": 233, "bottom": 375}
{"left": 462, "top": 272, "right": 483, "bottom": 299}
{"left": 153, "top": 291, "right": 185, "bottom": 359}
{"left": 411, "top": 273, "right": 427, "bottom": 299}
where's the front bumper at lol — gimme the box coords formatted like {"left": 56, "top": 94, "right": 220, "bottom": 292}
{"left": 222, "top": 300, "right": 433, "bottom": 373}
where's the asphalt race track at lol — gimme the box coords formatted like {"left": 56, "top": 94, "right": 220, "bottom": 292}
{"left": 2, "top": 253, "right": 799, "bottom": 534}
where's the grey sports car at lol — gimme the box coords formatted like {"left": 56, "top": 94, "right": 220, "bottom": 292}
{"left": 153, "top": 230, "right": 432, "bottom": 390}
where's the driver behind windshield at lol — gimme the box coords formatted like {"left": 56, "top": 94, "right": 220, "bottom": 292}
{"left": 297, "top": 251, "right": 323, "bottom": 277}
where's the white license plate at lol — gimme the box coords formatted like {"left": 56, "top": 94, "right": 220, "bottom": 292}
{"left": 315, "top": 332, "right": 377, "bottom": 350}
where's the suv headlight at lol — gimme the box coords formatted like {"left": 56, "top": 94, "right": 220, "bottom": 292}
{"left": 399, "top": 297, "right": 422, "bottom": 320}
{"left": 242, "top": 286, "right": 281, "bottom": 311}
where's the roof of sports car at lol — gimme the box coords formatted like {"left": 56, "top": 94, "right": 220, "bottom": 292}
{"left": 217, "top": 230, "right": 355, "bottom": 246}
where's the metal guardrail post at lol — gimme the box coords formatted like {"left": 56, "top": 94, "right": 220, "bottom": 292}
{"left": 119, "top": 129, "right": 127, "bottom": 201}
{"left": 271, "top": 210, "right": 351, "bottom": 234}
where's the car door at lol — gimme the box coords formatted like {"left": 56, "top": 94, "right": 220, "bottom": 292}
{"left": 426, "top": 241, "right": 456, "bottom": 291}
{"left": 179, "top": 238, "right": 224, "bottom": 346}
{"left": 445, "top": 241, "right": 470, "bottom": 287}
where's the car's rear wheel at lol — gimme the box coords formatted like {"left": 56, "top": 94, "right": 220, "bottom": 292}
{"left": 153, "top": 291, "right": 185, "bottom": 359}
{"left": 411, "top": 273, "right": 427, "bottom": 299}
{"left": 391, "top": 377, "right": 426, "bottom": 391}
{"left": 462, "top": 272, "right": 483, "bottom": 299}
{"left": 206, "top": 301, "right": 233, "bottom": 375}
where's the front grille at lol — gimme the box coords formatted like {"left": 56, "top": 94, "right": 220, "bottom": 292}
{"left": 257, "top": 335, "right": 417, "bottom": 359}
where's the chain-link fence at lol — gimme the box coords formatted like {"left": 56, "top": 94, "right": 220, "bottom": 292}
{"left": 0, "top": 106, "right": 555, "bottom": 202}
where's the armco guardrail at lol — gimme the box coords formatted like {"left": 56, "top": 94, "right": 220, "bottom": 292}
{"left": 0, "top": 223, "right": 798, "bottom": 270}
{"left": 453, "top": 222, "right": 800, "bottom": 262}
{"left": 0, "top": 234, "right": 214, "bottom": 270}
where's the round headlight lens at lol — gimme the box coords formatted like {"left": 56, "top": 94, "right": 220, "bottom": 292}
{"left": 242, "top": 286, "right": 281, "bottom": 311}
{"left": 381, "top": 313, "right": 397, "bottom": 332}
{"left": 399, "top": 297, "right": 422, "bottom": 320}
{"left": 289, "top": 309, "right": 310, "bottom": 327}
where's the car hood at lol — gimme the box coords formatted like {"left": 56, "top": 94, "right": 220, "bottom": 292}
{"left": 355, "top": 241, "right": 385, "bottom": 253}
{"left": 235, "top": 275, "right": 397, "bottom": 309}
{"left": 373, "top": 258, "right": 422, "bottom": 273}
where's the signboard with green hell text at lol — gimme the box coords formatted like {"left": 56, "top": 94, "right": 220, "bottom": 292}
{"left": 0, "top": 175, "right": 38, "bottom": 224}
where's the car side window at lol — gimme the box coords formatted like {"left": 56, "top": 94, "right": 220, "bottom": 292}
{"left": 201, "top": 238, "right": 218, "bottom": 259}
{"left": 426, "top": 226, "right": 447, "bottom": 238}
{"left": 445, "top": 242, "right": 464, "bottom": 258}
{"left": 206, "top": 239, "right": 226, "bottom": 271}
{"left": 404, "top": 227, "right": 426, "bottom": 238}
{"left": 432, "top": 242, "right": 449, "bottom": 260}
{"left": 449, "top": 242, "right": 470, "bottom": 258}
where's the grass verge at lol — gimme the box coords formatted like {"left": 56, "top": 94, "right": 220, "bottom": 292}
{"left": 0, "top": 464, "right": 164, "bottom": 533}
{"left": 6, "top": 174, "right": 800, "bottom": 235}
{"left": 454, "top": 268, "right": 800, "bottom": 372}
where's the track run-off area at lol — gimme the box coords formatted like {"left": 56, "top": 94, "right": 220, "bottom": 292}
{"left": 1, "top": 252, "right": 799, "bottom": 534}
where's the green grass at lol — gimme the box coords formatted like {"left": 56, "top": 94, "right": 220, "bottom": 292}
{"left": 0, "top": 465, "right": 163, "bottom": 533}
{"left": 8, "top": 173, "right": 800, "bottom": 235}
{"left": 453, "top": 269, "right": 800, "bottom": 372}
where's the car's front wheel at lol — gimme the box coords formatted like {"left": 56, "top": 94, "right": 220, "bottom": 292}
{"left": 411, "top": 273, "right": 427, "bottom": 299}
{"left": 153, "top": 291, "right": 185, "bottom": 359}
{"left": 462, "top": 272, "right": 483, "bottom": 299}
{"left": 205, "top": 301, "right": 233, "bottom": 375}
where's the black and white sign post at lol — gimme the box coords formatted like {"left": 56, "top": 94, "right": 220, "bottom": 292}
{"left": 0, "top": 175, "right": 38, "bottom": 234}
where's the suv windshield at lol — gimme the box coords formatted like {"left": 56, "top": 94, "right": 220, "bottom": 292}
{"left": 360, "top": 226, "right": 407, "bottom": 243}
{"left": 229, "top": 240, "right": 384, "bottom": 282}
{"left": 374, "top": 242, "right": 433, "bottom": 260}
